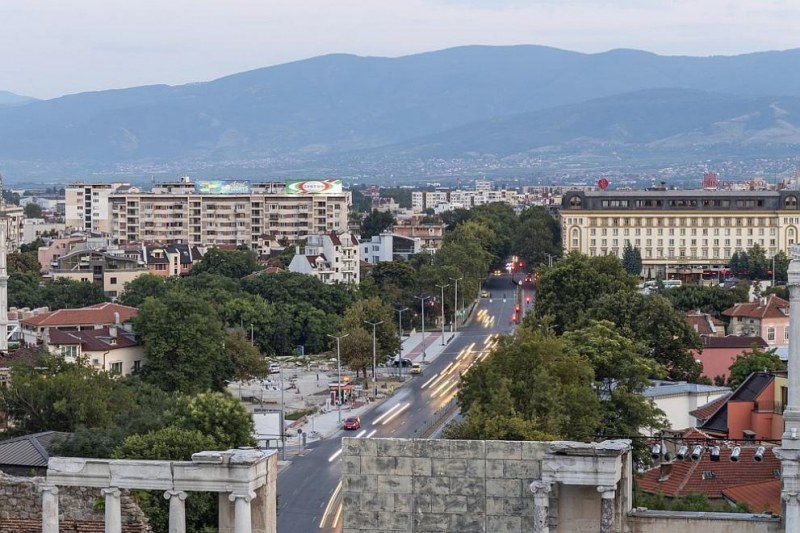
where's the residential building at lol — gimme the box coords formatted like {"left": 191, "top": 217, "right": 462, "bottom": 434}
{"left": 138, "top": 243, "right": 204, "bottom": 277}
{"left": 48, "top": 326, "right": 144, "bottom": 376}
{"left": 693, "top": 335, "right": 769, "bottom": 382}
{"left": 560, "top": 189, "right": 800, "bottom": 279}
{"left": 107, "top": 178, "right": 350, "bottom": 253}
{"left": 50, "top": 247, "right": 149, "bottom": 298}
{"left": 641, "top": 381, "right": 730, "bottom": 431}
{"left": 391, "top": 222, "right": 446, "bottom": 251}
{"left": 360, "top": 232, "right": 422, "bottom": 264}
{"left": 0, "top": 432, "right": 72, "bottom": 476}
{"left": 686, "top": 311, "right": 725, "bottom": 337}
{"left": 288, "top": 231, "right": 360, "bottom": 284}
{"left": 20, "top": 302, "right": 138, "bottom": 346}
{"left": 698, "top": 371, "right": 787, "bottom": 440}
{"left": 37, "top": 236, "right": 90, "bottom": 274}
{"left": 22, "top": 219, "right": 66, "bottom": 244}
{"left": 65, "top": 183, "right": 133, "bottom": 233}
{"left": 723, "top": 295, "right": 790, "bottom": 346}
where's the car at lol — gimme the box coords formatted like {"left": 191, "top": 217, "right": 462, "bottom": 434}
{"left": 343, "top": 416, "right": 361, "bottom": 430}
{"left": 391, "top": 357, "right": 413, "bottom": 368}
{"left": 493, "top": 269, "right": 502, "bottom": 276}
{"left": 480, "top": 290, "right": 490, "bottom": 298}
{"left": 410, "top": 363, "right": 422, "bottom": 374}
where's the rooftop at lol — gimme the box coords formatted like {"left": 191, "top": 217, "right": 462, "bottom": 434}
{"left": 722, "top": 295, "right": 789, "bottom": 320}
{"left": 21, "top": 302, "right": 138, "bottom": 328}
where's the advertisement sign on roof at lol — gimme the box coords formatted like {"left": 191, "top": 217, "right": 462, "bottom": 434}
{"left": 195, "top": 180, "right": 251, "bottom": 195}
{"left": 286, "top": 179, "right": 343, "bottom": 195}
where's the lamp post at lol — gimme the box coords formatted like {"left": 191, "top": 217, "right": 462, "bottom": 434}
{"left": 279, "top": 362, "right": 285, "bottom": 460}
{"left": 327, "top": 333, "right": 349, "bottom": 424}
{"left": 545, "top": 253, "right": 554, "bottom": 268}
{"left": 364, "top": 320, "right": 383, "bottom": 398}
{"left": 395, "top": 307, "right": 408, "bottom": 375}
{"left": 435, "top": 284, "right": 449, "bottom": 345}
{"left": 413, "top": 295, "right": 431, "bottom": 361}
{"left": 450, "top": 276, "right": 463, "bottom": 331}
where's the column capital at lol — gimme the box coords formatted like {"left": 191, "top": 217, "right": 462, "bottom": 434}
{"left": 164, "top": 490, "right": 188, "bottom": 501}
{"left": 228, "top": 491, "right": 256, "bottom": 503}
{"left": 101, "top": 487, "right": 121, "bottom": 498}
{"left": 39, "top": 484, "right": 59, "bottom": 496}
{"left": 530, "top": 481, "right": 552, "bottom": 496}
{"left": 597, "top": 485, "right": 616, "bottom": 499}
{"left": 783, "top": 492, "right": 800, "bottom": 503}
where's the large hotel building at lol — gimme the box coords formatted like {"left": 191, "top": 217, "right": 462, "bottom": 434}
{"left": 560, "top": 189, "right": 800, "bottom": 279}
{"left": 66, "top": 178, "right": 350, "bottom": 252}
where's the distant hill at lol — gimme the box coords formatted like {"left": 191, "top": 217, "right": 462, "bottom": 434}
{"left": 3, "top": 45, "right": 800, "bottom": 166}
{"left": 0, "top": 90, "right": 37, "bottom": 107}
{"left": 383, "top": 88, "right": 800, "bottom": 159}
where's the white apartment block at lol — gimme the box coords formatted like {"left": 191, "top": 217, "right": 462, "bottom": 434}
{"left": 360, "top": 232, "right": 422, "bottom": 264}
{"left": 101, "top": 179, "right": 349, "bottom": 252}
{"left": 411, "top": 187, "right": 523, "bottom": 213}
{"left": 560, "top": 189, "right": 800, "bottom": 279}
{"left": 65, "top": 183, "right": 134, "bottom": 233}
{"left": 288, "top": 231, "right": 360, "bottom": 284}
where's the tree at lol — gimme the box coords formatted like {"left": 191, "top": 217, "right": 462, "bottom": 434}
{"left": 773, "top": 250, "right": 790, "bottom": 283}
{"left": 224, "top": 329, "right": 267, "bottom": 381}
{"left": 341, "top": 297, "right": 400, "bottom": 359}
{"left": 23, "top": 202, "right": 43, "bottom": 218}
{"left": 7, "top": 252, "right": 40, "bottom": 275}
{"left": 664, "top": 283, "right": 750, "bottom": 317}
{"left": 168, "top": 391, "right": 256, "bottom": 449}
{"left": 38, "top": 278, "right": 108, "bottom": 310}
{"left": 135, "top": 290, "right": 230, "bottom": 393}
{"left": 241, "top": 271, "right": 355, "bottom": 316}
{"left": 113, "top": 426, "right": 218, "bottom": 461}
{"left": 729, "top": 250, "right": 750, "bottom": 278}
{"left": 339, "top": 327, "right": 374, "bottom": 378}
{"left": 456, "top": 329, "right": 601, "bottom": 441}
{"left": 622, "top": 242, "right": 643, "bottom": 276}
{"left": 514, "top": 207, "right": 561, "bottom": 269}
{"left": 190, "top": 247, "right": 260, "bottom": 279}
{"left": 360, "top": 209, "right": 395, "bottom": 239}
{"left": 727, "top": 346, "right": 786, "bottom": 389}
{"left": 747, "top": 244, "right": 769, "bottom": 280}
{"left": 563, "top": 320, "right": 667, "bottom": 436}
{"left": 535, "top": 252, "right": 637, "bottom": 333}
{"left": 119, "top": 274, "right": 174, "bottom": 307}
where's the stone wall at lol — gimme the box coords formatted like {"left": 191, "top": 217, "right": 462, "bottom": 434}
{"left": 341, "top": 438, "right": 553, "bottom": 533}
{"left": 628, "top": 510, "right": 781, "bottom": 533}
{"left": 0, "top": 473, "right": 150, "bottom": 533}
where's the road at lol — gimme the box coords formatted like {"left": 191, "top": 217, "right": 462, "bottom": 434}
{"left": 276, "top": 273, "right": 522, "bottom": 533}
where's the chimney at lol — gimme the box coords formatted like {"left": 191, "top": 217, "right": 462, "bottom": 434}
{"left": 658, "top": 462, "right": 672, "bottom": 481}
{"left": 109, "top": 311, "right": 120, "bottom": 338}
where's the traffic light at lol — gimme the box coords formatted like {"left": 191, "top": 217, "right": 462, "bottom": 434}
{"left": 526, "top": 297, "right": 531, "bottom": 304}
{"left": 518, "top": 261, "right": 524, "bottom": 268}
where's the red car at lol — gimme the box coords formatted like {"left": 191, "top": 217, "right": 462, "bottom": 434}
{"left": 343, "top": 416, "right": 361, "bottom": 430}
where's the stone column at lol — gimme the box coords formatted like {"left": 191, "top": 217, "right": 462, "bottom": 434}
{"left": 529, "top": 481, "right": 551, "bottom": 533}
{"left": 785, "top": 254, "right": 800, "bottom": 440}
{"left": 219, "top": 493, "right": 235, "bottom": 533}
{"left": 229, "top": 492, "right": 256, "bottom": 533}
{"left": 785, "top": 492, "right": 800, "bottom": 526}
{"left": 163, "top": 490, "right": 188, "bottom": 533}
{"left": 597, "top": 486, "right": 616, "bottom": 533}
{"left": 40, "top": 485, "right": 59, "bottom": 533}
{"left": 101, "top": 488, "right": 122, "bottom": 533}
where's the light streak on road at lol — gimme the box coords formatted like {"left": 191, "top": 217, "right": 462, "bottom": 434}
{"left": 432, "top": 379, "right": 458, "bottom": 399}
{"left": 331, "top": 502, "right": 343, "bottom": 529}
{"left": 318, "top": 481, "right": 342, "bottom": 529}
{"left": 372, "top": 403, "right": 402, "bottom": 425}
{"left": 431, "top": 377, "right": 456, "bottom": 398}
{"left": 327, "top": 449, "right": 343, "bottom": 462}
{"left": 354, "top": 429, "right": 367, "bottom": 438}
{"left": 421, "top": 373, "right": 439, "bottom": 389}
{"left": 366, "top": 429, "right": 377, "bottom": 438}
{"left": 382, "top": 402, "right": 410, "bottom": 425}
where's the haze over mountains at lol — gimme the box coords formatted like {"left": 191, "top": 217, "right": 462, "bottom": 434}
{"left": 3, "top": 45, "right": 800, "bottom": 180}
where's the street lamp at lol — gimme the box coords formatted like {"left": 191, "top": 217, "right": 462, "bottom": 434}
{"left": 450, "top": 277, "right": 463, "bottom": 332}
{"left": 395, "top": 307, "right": 408, "bottom": 375}
{"left": 435, "top": 284, "right": 449, "bottom": 345}
{"left": 364, "top": 320, "right": 383, "bottom": 398}
{"left": 327, "top": 333, "right": 349, "bottom": 424}
{"left": 544, "top": 253, "right": 554, "bottom": 268}
{"left": 413, "top": 295, "right": 431, "bottom": 361}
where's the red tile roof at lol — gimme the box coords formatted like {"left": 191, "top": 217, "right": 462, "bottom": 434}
{"left": 48, "top": 326, "right": 140, "bottom": 352}
{"left": 701, "top": 335, "right": 768, "bottom": 349}
{"left": 328, "top": 231, "right": 341, "bottom": 246}
{"left": 21, "top": 303, "right": 138, "bottom": 328}
{"left": 638, "top": 446, "right": 781, "bottom": 500}
{"left": 723, "top": 295, "right": 789, "bottom": 320}
{"left": 689, "top": 393, "right": 732, "bottom": 423}
{"left": 686, "top": 312, "right": 724, "bottom": 336}
{"left": 723, "top": 479, "right": 781, "bottom": 514}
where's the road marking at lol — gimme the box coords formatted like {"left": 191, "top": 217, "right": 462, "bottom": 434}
{"left": 372, "top": 403, "right": 402, "bottom": 425}
{"left": 366, "top": 429, "right": 377, "bottom": 438}
{"left": 382, "top": 402, "right": 410, "bottom": 425}
{"left": 354, "top": 429, "right": 367, "bottom": 438}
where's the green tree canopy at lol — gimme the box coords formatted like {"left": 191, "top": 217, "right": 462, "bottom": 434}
{"left": 112, "top": 426, "right": 218, "bottom": 461}
{"left": 119, "top": 274, "right": 175, "bottom": 307}
{"left": 241, "top": 271, "right": 355, "bottom": 316}
{"left": 338, "top": 327, "right": 374, "bottom": 377}
{"left": 622, "top": 242, "right": 643, "bottom": 276}
{"left": 514, "top": 207, "right": 561, "bottom": 269}
{"left": 190, "top": 247, "right": 260, "bottom": 279}
{"left": 664, "top": 282, "right": 750, "bottom": 317}
{"left": 360, "top": 209, "right": 395, "bottom": 239}
{"left": 727, "top": 346, "right": 786, "bottom": 389}
{"left": 168, "top": 391, "right": 256, "bottom": 449}
{"left": 23, "top": 202, "right": 43, "bottom": 218}
{"left": 224, "top": 329, "right": 268, "bottom": 381}
{"left": 341, "top": 296, "right": 400, "bottom": 359}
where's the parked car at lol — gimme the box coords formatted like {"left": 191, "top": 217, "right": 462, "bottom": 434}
{"left": 410, "top": 363, "right": 422, "bottom": 375}
{"left": 343, "top": 416, "right": 361, "bottom": 430}
{"left": 391, "top": 357, "right": 413, "bottom": 368}
{"left": 480, "top": 290, "right": 490, "bottom": 298}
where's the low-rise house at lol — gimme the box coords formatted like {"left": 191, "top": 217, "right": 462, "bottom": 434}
{"left": 360, "top": 232, "right": 422, "bottom": 264}
{"left": 390, "top": 221, "right": 446, "bottom": 251}
{"left": 692, "top": 335, "right": 768, "bottom": 382}
{"left": 138, "top": 243, "right": 204, "bottom": 277}
{"left": 641, "top": 381, "right": 730, "bottom": 431}
{"left": 20, "top": 302, "right": 137, "bottom": 347}
{"left": 698, "top": 371, "right": 787, "bottom": 441}
{"left": 288, "top": 231, "right": 360, "bottom": 284}
{"left": 48, "top": 326, "right": 144, "bottom": 376}
{"left": 685, "top": 311, "right": 725, "bottom": 337}
{"left": 50, "top": 247, "right": 149, "bottom": 298}
{"left": 723, "top": 294, "right": 790, "bottom": 346}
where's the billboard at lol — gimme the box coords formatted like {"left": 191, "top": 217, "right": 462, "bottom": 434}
{"left": 195, "top": 179, "right": 251, "bottom": 195}
{"left": 286, "top": 179, "right": 343, "bottom": 195}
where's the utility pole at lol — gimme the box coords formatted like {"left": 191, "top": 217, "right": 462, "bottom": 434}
{"left": 395, "top": 307, "right": 408, "bottom": 376}
{"left": 364, "top": 320, "right": 383, "bottom": 398}
{"left": 450, "top": 277, "right": 463, "bottom": 331}
{"left": 327, "top": 333, "right": 349, "bottom": 424}
{"left": 413, "top": 295, "right": 431, "bottom": 361}
{"left": 435, "top": 284, "right": 449, "bottom": 345}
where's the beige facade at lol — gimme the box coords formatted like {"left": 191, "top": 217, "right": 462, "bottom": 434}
{"left": 50, "top": 248, "right": 148, "bottom": 298}
{"left": 65, "top": 183, "right": 126, "bottom": 233}
{"left": 288, "top": 231, "right": 360, "bottom": 284}
{"left": 108, "top": 179, "right": 350, "bottom": 252}
{"left": 561, "top": 190, "right": 800, "bottom": 278}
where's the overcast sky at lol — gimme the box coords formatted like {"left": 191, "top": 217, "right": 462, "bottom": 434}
{"left": 3, "top": 0, "right": 798, "bottom": 99}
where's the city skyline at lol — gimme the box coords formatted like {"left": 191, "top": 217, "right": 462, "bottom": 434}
{"left": 2, "top": 0, "right": 799, "bottom": 99}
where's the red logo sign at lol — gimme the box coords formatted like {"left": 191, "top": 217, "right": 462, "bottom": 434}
{"left": 598, "top": 178, "right": 609, "bottom": 190}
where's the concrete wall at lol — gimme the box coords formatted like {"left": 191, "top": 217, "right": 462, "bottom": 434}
{"left": 341, "top": 438, "right": 556, "bottom": 533}
{"left": 628, "top": 510, "right": 781, "bottom": 533}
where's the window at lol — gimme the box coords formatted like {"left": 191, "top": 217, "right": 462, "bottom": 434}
{"left": 110, "top": 277, "right": 118, "bottom": 285}
{"left": 768, "top": 327, "right": 776, "bottom": 342}
{"left": 110, "top": 362, "right": 123, "bottom": 375}
{"left": 133, "top": 360, "right": 142, "bottom": 372}
{"left": 786, "top": 327, "right": 790, "bottom": 341}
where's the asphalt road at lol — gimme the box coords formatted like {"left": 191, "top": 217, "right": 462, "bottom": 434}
{"left": 276, "top": 273, "right": 523, "bottom": 533}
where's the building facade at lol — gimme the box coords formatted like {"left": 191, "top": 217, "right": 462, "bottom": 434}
{"left": 50, "top": 248, "right": 149, "bottom": 298}
{"left": 65, "top": 183, "right": 132, "bottom": 233}
{"left": 107, "top": 178, "right": 349, "bottom": 252}
{"left": 288, "top": 231, "right": 360, "bottom": 284}
{"left": 360, "top": 232, "right": 422, "bottom": 264}
{"left": 560, "top": 189, "right": 800, "bottom": 278}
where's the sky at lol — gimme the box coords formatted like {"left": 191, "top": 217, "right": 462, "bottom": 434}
{"left": 2, "top": 0, "right": 799, "bottom": 99}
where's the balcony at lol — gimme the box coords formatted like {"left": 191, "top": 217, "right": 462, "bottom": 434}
{"left": 752, "top": 400, "right": 784, "bottom": 414}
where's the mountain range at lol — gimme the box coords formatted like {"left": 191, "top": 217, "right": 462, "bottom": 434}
{"left": 3, "top": 45, "right": 800, "bottom": 178}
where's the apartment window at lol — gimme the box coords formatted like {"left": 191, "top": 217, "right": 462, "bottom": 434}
{"left": 110, "top": 362, "right": 123, "bottom": 375}
{"left": 786, "top": 327, "right": 791, "bottom": 341}
{"left": 110, "top": 277, "right": 118, "bottom": 285}
{"left": 133, "top": 360, "right": 142, "bottom": 372}
{"left": 768, "top": 327, "right": 776, "bottom": 342}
